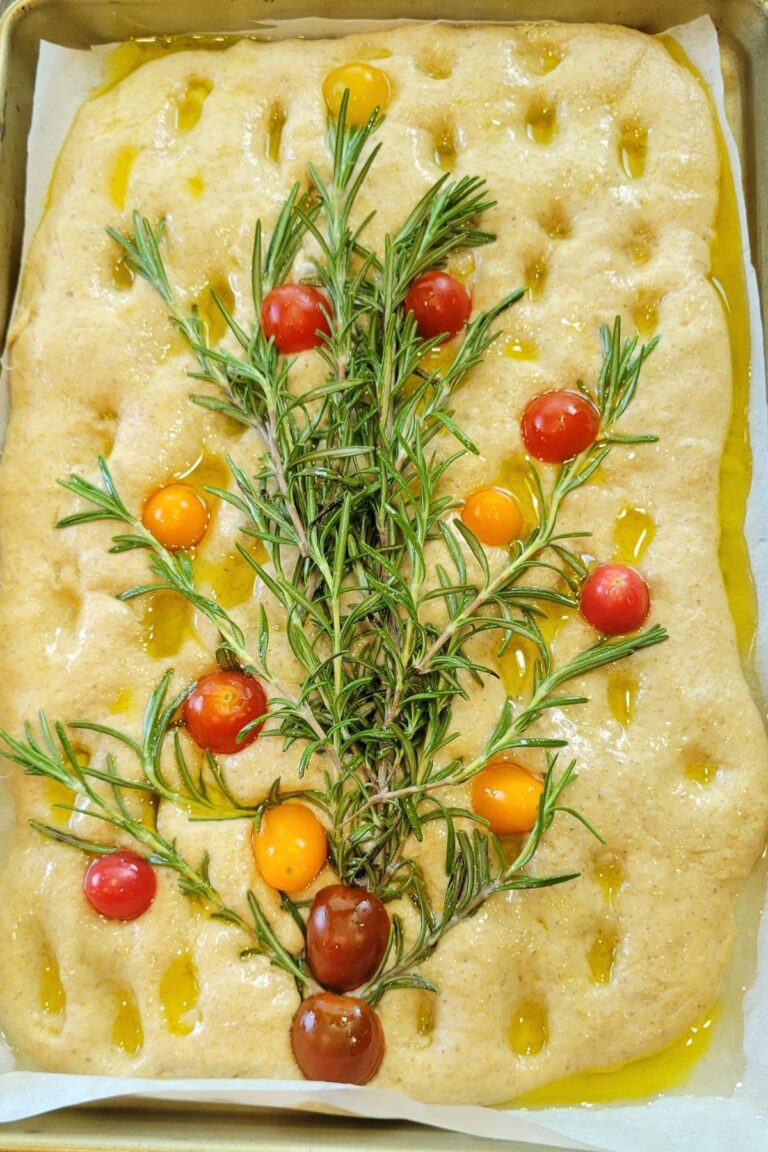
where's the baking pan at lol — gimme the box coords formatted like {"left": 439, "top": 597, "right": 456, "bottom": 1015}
{"left": 0, "top": 1, "right": 766, "bottom": 1149}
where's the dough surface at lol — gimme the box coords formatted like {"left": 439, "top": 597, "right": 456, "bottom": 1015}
{"left": 0, "top": 23, "right": 766, "bottom": 1103}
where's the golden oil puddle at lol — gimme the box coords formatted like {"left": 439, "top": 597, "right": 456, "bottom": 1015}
{"left": 178, "top": 450, "right": 231, "bottom": 494}
{"left": 142, "top": 590, "right": 193, "bottom": 659}
{"left": 186, "top": 174, "right": 206, "bottom": 199}
{"left": 192, "top": 275, "right": 236, "bottom": 347}
{"left": 111, "top": 252, "right": 136, "bottom": 291}
{"left": 526, "top": 101, "right": 558, "bottom": 145}
{"left": 108, "top": 145, "right": 139, "bottom": 212}
{"left": 500, "top": 335, "right": 538, "bottom": 361}
{"left": 420, "top": 340, "right": 457, "bottom": 374}
{"left": 113, "top": 988, "right": 144, "bottom": 1055}
{"left": 513, "top": 1011, "right": 717, "bottom": 1107}
{"left": 607, "top": 670, "right": 638, "bottom": 728}
{"left": 525, "top": 256, "right": 548, "bottom": 301}
{"left": 175, "top": 78, "right": 213, "bottom": 133}
{"left": 95, "top": 37, "right": 240, "bottom": 97}
{"left": 266, "top": 103, "right": 287, "bottom": 163}
{"left": 619, "top": 121, "right": 648, "bottom": 179}
{"left": 109, "top": 686, "right": 134, "bottom": 715}
{"left": 509, "top": 998, "right": 549, "bottom": 1057}
{"left": 632, "top": 290, "right": 661, "bottom": 338}
{"left": 416, "top": 992, "right": 436, "bottom": 1043}
{"left": 419, "top": 49, "right": 452, "bottom": 80}
{"left": 496, "top": 453, "right": 541, "bottom": 531}
{"left": 683, "top": 749, "right": 720, "bottom": 787}
{"left": 39, "top": 946, "right": 66, "bottom": 1026}
{"left": 587, "top": 927, "right": 618, "bottom": 985}
{"left": 538, "top": 45, "right": 562, "bottom": 73}
{"left": 358, "top": 45, "right": 393, "bottom": 61}
{"left": 539, "top": 205, "right": 571, "bottom": 240}
{"left": 612, "top": 504, "right": 656, "bottom": 565}
{"left": 627, "top": 225, "right": 655, "bottom": 265}
{"left": 160, "top": 950, "right": 201, "bottom": 1036}
{"left": 593, "top": 857, "right": 625, "bottom": 907}
{"left": 44, "top": 780, "right": 77, "bottom": 829}
{"left": 498, "top": 606, "right": 573, "bottom": 699}
{"left": 433, "top": 124, "right": 457, "bottom": 172}
{"left": 446, "top": 249, "right": 476, "bottom": 284}
{"left": 194, "top": 545, "right": 265, "bottom": 610}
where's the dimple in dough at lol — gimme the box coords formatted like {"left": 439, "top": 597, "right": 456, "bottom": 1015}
{"left": 0, "top": 23, "right": 767, "bottom": 1104}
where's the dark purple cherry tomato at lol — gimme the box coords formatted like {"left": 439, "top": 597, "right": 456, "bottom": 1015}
{"left": 306, "top": 884, "right": 390, "bottom": 992}
{"left": 84, "top": 850, "right": 157, "bottom": 921}
{"left": 291, "top": 992, "right": 385, "bottom": 1084}
{"left": 260, "top": 284, "right": 331, "bottom": 354}
{"left": 404, "top": 271, "right": 471, "bottom": 341}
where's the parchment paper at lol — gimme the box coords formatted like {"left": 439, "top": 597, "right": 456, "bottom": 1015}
{"left": 1, "top": 16, "right": 766, "bottom": 1151}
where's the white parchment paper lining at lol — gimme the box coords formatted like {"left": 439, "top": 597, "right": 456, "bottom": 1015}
{"left": 1, "top": 16, "right": 766, "bottom": 1152}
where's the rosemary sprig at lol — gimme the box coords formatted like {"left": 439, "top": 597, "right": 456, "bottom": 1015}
{"left": 0, "top": 98, "right": 668, "bottom": 1003}
{"left": 0, "top": 711, "right": 308, "bottom": 986}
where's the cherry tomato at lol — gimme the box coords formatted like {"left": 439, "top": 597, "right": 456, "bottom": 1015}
{"left": 307, "top": 885, "right": 390, "bottom": 992}
{"left": 261, "top": 285, "right": 331, "bottom": 355}
{"left": 183, "top": 670, "right": 267, "bottom": 755}
{"left": 404, "top": 271, "right": 471, "bottom": 341}
{"left": 291, "top": 992, "right": 384, "bottom": 1084}
{"left": 322, "top": 62, "right": 391, "bottom": 126}
{"left": 521, "top": 389, "right": 601, "bottom": 464}
{"left": 460, "top": 486, "right": 523, "bottom": 548}
{"left": 471, "top": 758, "right": 544, "bottom": 835}
{"left": 142, "top": 483, "right": 209, "bottom": 551}
{"left": 252, "top": 804, "right": 327, "bottom": 893}
{"left": 84, "top": 850, "right": 157, "bottom": 921}
{"left": 579, "top": 563, "right": 651, "bottom": 635}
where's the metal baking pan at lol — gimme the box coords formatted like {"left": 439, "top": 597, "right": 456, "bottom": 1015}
{"left": 0, "top": 1, "right": 766, "bottom": 1149}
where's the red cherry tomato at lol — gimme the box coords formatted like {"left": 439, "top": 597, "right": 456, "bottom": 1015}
{"left": 404, "top": 271, "right": 471, "bottom": 341}
{"left": 291, "top": 993, "right": 385, "bottom": 1084}
{"left": 83, "top": 850, "right": 157, "bottom": 921}
{"left": 579, "top": 563, "right": 650, "bottom": 635}
{"left": 183, "top": 670, "right": 267, "bottom": 754}
{"left": 260, "top": 284, "right": 331, "bottom": 354}
{"left": 521, "top": 389, "right": 601, "bottom": 463}
{"left": 307, "top": 885, "right": 390, "bottom": 992}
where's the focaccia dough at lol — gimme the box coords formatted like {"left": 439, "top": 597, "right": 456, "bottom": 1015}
{"left": 0, "top": 23, "right": 766, "bottom": 1103}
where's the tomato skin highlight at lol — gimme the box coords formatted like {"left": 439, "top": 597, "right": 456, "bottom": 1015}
{"left": 404, "top": 271, "right": 471, "bottom": 341}
{"left": 142, "top": 483, "right": 210, "bottom": 551}
{"left": 183, "top": 670, "right": 267, "bottom": 755}
{"left": 579, "top": 563, "right": 651, "bottom": 635}
{"left": 291, "top": 992, "right": 385, "bottom": 1084}
{"left": 252, "top": 804, "right": 327, "bottom": 893}
{"left": 261, "top": 284, "right": 332, "bottom": 354}
{"left": 471, "top": 759, "right": 544, "bottom": 835}
{"left": 460, "top": 486, "right": 523, "bottom": 548}
{"left": 307, "top": 885, "right": 390, "bottom": 992}
{"left": 83, "top": 850, "right": 157, "bottom": 921}
{"left": 521, "top": 389, "right": 601, "bottom": 464}
{"left": 323, "top": 62, "right": 391, "bottom": 126}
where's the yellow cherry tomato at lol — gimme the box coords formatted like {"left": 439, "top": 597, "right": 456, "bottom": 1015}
{"left": 471, "top": 759, "right": 544, "bottom": 835}
{"left": 142, "top": 483, "right": 210, "bottom": 551}
{"left": 460, "top": 486, "right": 523, "bottom": 548}
{"left": 253, "top": 804, "right": 328, "bottom": 893}
{"left": 323, "top": 62, "right": 391, "bottom": 126}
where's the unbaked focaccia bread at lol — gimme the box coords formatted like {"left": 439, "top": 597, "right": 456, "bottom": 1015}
{"left": 0, "top": 22, "right": 767, "bottom": 1104}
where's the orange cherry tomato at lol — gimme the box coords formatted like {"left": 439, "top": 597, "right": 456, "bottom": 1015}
{"left": 460, "top": 487, "right": 523, "bottom": 548}
{"left": 142, "top": 483, "right": 209, "bottom": 551}
{"left": 471, "top": 758, "right": 545, "bottom": 835}
{"left": 252, "top": 804, "right": 328, "bottom": 893}
{"left": 323, "top": 62, "right": 391, "bottom": 126}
